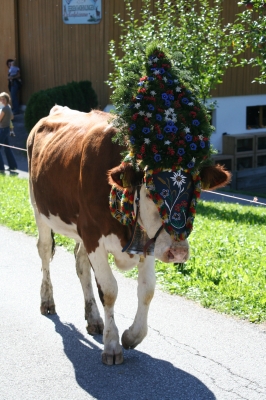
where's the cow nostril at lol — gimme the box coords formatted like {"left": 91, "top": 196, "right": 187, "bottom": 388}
{"left": 168, "top": 250, "right": 175, "bottom": 260}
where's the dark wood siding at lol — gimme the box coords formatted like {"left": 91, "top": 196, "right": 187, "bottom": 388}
{"left": 0, "top": 1, "right": 265, "bottom": 109}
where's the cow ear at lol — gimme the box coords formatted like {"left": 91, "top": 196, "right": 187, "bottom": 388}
{"left": 107, "top": 163, "right": 144, "bottom": 192}
{"left": 200, "top": 164, "right": 231, "bottom": 190}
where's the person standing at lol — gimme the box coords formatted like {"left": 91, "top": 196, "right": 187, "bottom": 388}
{"left": 0, "top": 92, "right": 17, "bottom": 172}
{"left": 6, "top": 59, "right": 21, "bottom": 115}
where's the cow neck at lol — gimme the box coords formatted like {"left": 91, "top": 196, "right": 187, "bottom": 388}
{"left": 122, "top": 185, "right": 164, "bottom": 257}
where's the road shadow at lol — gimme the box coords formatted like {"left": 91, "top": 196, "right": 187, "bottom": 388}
{"left": 48, "top": 315, "right": 216, "bottom": 400}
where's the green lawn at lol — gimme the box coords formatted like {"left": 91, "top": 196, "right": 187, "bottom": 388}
{"left": 1, "top": 174, "right": 265, "bottom": 322}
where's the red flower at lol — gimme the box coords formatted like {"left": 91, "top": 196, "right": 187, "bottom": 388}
{"left": 166, "top": 89, "right": 173, "bottom": 95}
{"left": 140, "top": 76, "right": 147, "bottom": 81}
{"left": 159, "top": 83, "right": 165, "bottom": 89}
{"left": 139, "top": 88, "right": 147, "bottom": 93}
{"left": 178, "top": 93, "right": 184, "bottom": 99}
{"left": 174, "top": 101, "right": 181, "bottom": 108}
{"left": 178, "top": 157, "right": 183, "bottom": 164}
{"left": 132, "top": 113, "right": 138, "bottom": 120}
{"left": 157, "top": 75, "right": 162, "bottom": 80}
{"left": 140, "top": 145, "right": 145, "bottom": 154}
{"left": 190, "top": 111, "right": 197, "bottom": 118}
{"left": 136, "top": 154, "right": 143, "bottom": 159}
{"left": 167, "top": 147, "right": 175, "bottom": 156}
{"left": 152, "top": 145, "right": 158, "bottom": 153}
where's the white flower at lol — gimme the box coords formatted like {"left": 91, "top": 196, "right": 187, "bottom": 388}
{"left": 174, "top": 79, "right": 179, "bottom": 83}
{"left": 146, "top": 112, "right": 152, "bottom": 118}
{"left": 184, "top": 127, "right": 190, "bottom": 133}
{"left": 164, "top": 110, "right": 171, "bottom": 117}
{"left": 192, "top": 157, "right": 196, "bottom": 162}
{"left": 153, "top": 69, "right": 160, "bottom": 75}
{"left": 168, "top": 108, "right": 174, "bottom": 114}
{"left": 148, "top": 60, "right": 152, "bottom": 65}
{"left": 150, "top": 90, "right": 156, "bottom": 96}
{"left": 135, "top": 103, "right": 141, "bottom": 109}
{"left": 172, "top": 116, "right": 177, "bottom": 123}
{"left": 147, "top": 184, "right": 155, "bottom": 191}
{"left": 144, "top": 138, "right": 151, "bottom": 144}
{"left": 188, "top": 102, "right": 194, "bottom": 106}
{"left": 163, "top": 77, "right": 168, "bottom": 82}
{"left": 139, "top": 110, "right": 145, "bottom": 116}
{"left": 164, "top": 140, "right": 171, "bottom": 145}
{"left": 198, "top": 134, "right": 203, "bottom": 140}
{"left": 170, "top": 170, "right": 186, "bottom": 188}
{"left": 175, "top": 86, "right": 182, "bottom": 92}
{"left": 153, "top": 56, "right": 159, "bottom": 62}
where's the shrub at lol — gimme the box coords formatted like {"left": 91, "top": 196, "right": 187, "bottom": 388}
{"left": 24, "top": 80, "right": 98, "bottom": 133}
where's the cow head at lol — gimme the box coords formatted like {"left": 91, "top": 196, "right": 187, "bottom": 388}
{"left": 108, "top": 163, "right": 231, "bottom": 263}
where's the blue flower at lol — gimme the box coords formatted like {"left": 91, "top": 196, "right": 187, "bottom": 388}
{"left": 171, "top": 126, "right": 178, "bottom": 134}
{"left": 156, "top": 134, "right": 164, "bottom": 140}
{"left": 162, "top": 93, "right": 168, "bottom": 100}
{"left": 165, "top": 100, "right": 171, "bottom": 107}
{"left": 168, "top": 94, "right": 175, "bottom": 101}
{"left": 166, "top": 120, "right": 174, "bottom": 127}
{"left": 142, "top": 127, "right": 150, "bottom": 134}
{"left": 172, "top": 212, "right": 181, "bottom": 221}
{"left": 148, "top": 104, "right": 154, "bottom": 111}
{"left": 192, "top": 119, "right": 200, "bottom": 126}
{"left": 187, "top": 161, "right": 195, "bottom": 169}
{"left": 190, "top": 143, "right": 197, "bottom": 150}
{"left": 200, "top": 141, "right": 205, "bottom": 148}
{"left": 137, "top": 82, "right": 144, "bottom": 86}
{"left": 130, "top": 136, "right": 135, "bottom": 144}
{"left": 160, "top": 189, "right": 169, "bottom": 198}
{"left": 164, "top": 126, "right": 172, "bottom": 133}
{"left": 167, "top": 80, "right": 173, "bottom": 85}
{"left": 156, "top": 114, "right": 162, "bottom": 121}
{"left": 154, "top": 154, "right": 161, "bottom": 162}
{"left": 182, "top": 97, "right": 189, "bottom": 105}
{"left": 147, "top": 76, "right": 154, "bottom": 81}
{"left": 185, "top": 134, "right": 193, "bottom": 142}
{"left": 177, "top": 148, "right": 185, "bottom": 156}
{"left": 130, "top": 124, "right": 136, "bottom": 131}
{"left": 136, "top": 94, "right": 143, "bottom": 100}
{"left": 159, "top": 68, "right": 165, "bottom": 74}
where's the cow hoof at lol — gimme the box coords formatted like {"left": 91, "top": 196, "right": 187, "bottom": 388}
{"left": 101, "top": 350, "right": 124, "bottom": 365}
{"left": 121, "top": 329, "right": 142, "bottom": 350}
{"left": 40, "top": 302, "right": 56, "bottom": 315}
{"left": 86, "top": 319, "right": 104, "bottom": 335}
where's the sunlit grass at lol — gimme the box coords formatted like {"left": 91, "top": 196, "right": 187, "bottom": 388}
{"left": 0, "top": 174, "right": 265, "bottom": 322}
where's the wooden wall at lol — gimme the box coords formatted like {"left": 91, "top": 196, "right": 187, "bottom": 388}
{"left": 0, "top": 1, "right": 265, "bottom": 110}
{"left": 0, "top": 0, "right": 18, "bottom": 95}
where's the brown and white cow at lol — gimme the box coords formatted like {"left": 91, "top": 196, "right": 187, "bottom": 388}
{"left": 27, "top": 106, "right": 230, "bottom": 365}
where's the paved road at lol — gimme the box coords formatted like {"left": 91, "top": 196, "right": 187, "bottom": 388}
{"left": 0, "top": 226, "right": 265, "bottom": 400}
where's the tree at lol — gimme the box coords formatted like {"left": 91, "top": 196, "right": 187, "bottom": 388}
{"left": 107, "top": 0, "right": 266, "bottom": 105}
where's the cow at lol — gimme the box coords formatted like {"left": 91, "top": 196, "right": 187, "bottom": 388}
{"left": 27, "top": 106, "right": 231, "bottom": 365}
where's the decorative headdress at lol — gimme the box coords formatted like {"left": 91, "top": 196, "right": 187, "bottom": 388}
{"left": 110, "top": 43, "right": 214, "bottom": 241}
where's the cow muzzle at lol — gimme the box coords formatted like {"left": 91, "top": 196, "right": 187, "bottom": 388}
{"left": 164, "top": 245, "right": 189, "bottom": 263}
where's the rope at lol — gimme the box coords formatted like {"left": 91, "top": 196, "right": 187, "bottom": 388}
{"left": 203, "top": 190, "right": 266, "bottom": 207}
{"left": 0, "top": 143, "right": 27, "bottom": 152}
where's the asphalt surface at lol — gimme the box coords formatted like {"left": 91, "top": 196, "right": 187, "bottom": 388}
{"left": 0, "top": 226, "right": 266, "bottom": 400}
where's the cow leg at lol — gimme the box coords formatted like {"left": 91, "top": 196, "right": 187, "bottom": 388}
{"left": 36, "top": 217, "right": 56, "bottom": 315}
{"left": 29, "top": 182, "right": 55, "bottom": 314}
{"left": 74, "top": 242, "right": 104, "bottom": 335}
{"left": 122, "top": 256, "right": 156, "bottom": 350}
{"left": 88, "top": 247, "right": 123, "bottom": 365}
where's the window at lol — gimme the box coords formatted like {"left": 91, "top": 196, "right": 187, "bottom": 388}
{"left": 246, "top": 105, "right": 266, "bottom": 129}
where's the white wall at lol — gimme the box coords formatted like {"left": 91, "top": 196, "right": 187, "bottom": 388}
{"left": 207, "top": 94, "right": 266, "bottom": 153}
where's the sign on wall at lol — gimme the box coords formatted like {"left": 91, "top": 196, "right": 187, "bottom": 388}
{"left": 63, "top": 0, "right": 102, "bottom": 24}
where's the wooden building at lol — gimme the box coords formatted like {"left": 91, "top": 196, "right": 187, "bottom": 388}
{"left": 1, "top": 0, "right": 265, "bottom": 109}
